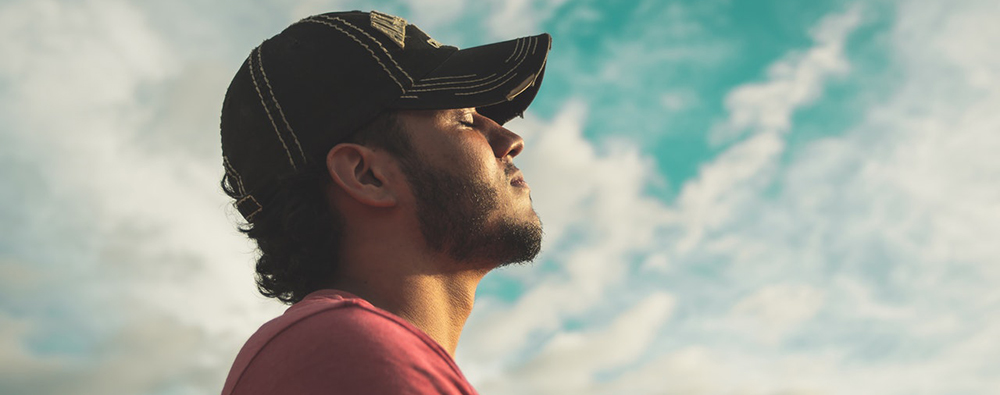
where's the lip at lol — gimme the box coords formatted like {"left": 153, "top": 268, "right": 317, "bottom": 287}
{"left": 510, "top": 172, "right": 529, "bottom": 188}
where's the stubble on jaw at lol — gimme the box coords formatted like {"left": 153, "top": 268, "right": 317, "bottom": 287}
{"left": 398, "top": 154, "right": 542, "bottom": 268}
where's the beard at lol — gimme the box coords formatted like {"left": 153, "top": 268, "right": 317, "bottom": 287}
{"left": 398, "top": 156, "right": 542, "bottom": 267}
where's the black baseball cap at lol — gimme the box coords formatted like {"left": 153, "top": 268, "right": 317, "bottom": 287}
{"left": 221, "top": 10, "right": 551, "bottom": 221}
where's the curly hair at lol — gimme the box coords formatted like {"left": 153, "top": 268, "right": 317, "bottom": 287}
{"left": 222, "top": 111, "right": 412, "bottom": 304}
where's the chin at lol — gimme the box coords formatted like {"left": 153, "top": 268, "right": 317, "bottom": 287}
{"left": 497, "top": 212, "right": 543, "bottom": 266}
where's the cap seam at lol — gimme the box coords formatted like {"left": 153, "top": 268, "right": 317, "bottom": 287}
{"left": 223, "top": 156, "right": 246, "bottom": 196}
{"left": 410, "top": 73, "right": 497, "bottom": 88}
{"left": 454, "top": 72, "right": 521, "bottom": 96}
{"left": 236, "top": 194, "right": 262, "bottom": 221}
{"left": 406, "top": 36, "right": 534, "bottom": 94}
{"left": 257, "top": 46, "right": 308, "bottom": 165}
{"left": 418, "top": 74, "right": 476, "bottom": 82}
{"left": 505, "top": 37, "right": 523, "bottom": 63}
{"left": 300, "top": 18, "right": 406, "bottom": 91}
{"left": 317, "top": 15, "right": 414, "bottom": 84}
{"left": 248, "top": 50, "right": 299, "bottom": 170}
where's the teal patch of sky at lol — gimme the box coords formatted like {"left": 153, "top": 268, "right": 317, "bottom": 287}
{"left": 22, "top": 307, "right": 105, "bottom": 358}
{"left": 476, "top": 270, "right": 525, "bottom": 302}
{"left": 479, "top": 225, "right": 592, "bottom": 302}
{"left": 526, "top": 0, "right": 860, "bottom": 201}
{"left": 781, "top": 2, "right": 897, "bottom": 164}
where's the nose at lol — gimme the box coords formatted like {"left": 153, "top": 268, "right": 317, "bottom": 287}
{"left": 481, "top": 115, "right": 524, "bottom": 159}
{"left": 491, "top": 127, "right": 524, "bottom": 159}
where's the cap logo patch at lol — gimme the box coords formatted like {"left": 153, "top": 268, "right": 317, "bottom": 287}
{"left": 370, "top": 11, "right": 407, "bottom": 49}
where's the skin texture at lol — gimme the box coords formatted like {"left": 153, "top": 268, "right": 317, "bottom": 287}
{"left": 323, "top": 107, "right": 540, "bottom": 355}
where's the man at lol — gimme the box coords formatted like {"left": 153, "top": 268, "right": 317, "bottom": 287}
{"left": 219, "top": 10, "right": 550, "bottom": 394}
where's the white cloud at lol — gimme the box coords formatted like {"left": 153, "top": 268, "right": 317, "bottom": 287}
{"left": 475, "top": 292, "right": 676, "bottom": 394}
{"left": 728, "top": 284, "right": 826, "bottom": 345}
{"left": 665, "top": 6, "right": 864, "bottom": 255}
{"left": 597, "top": 345, "right": 849, "bottom": 395}
{"left": 626, "top": 0, "right": 1000, "bottom": 392}
{"left": 459, "top": 101, "right": 671, "bottom": 364}
{"left": 673, "top": 131, "right": 785, "bottom": 253}
{"left": 659, "top": 89, "right": 699, "bottom": 112}
{"left": 397, "top": 0, "right": 466, "bottom": 30}
{"left": 482, "top": 0, "right": 569, "bottom": 39}
{"left": 459, "top": 6, "right": 867, "bottom": 392}
{"left": 710, "top": 5, "right": 861, "bottom": 144}
{"left": 0, "top": 0, "right": 283, "bottom": 393}
{"left": 467, "top": 1, "right": 1000, "bottom": 393}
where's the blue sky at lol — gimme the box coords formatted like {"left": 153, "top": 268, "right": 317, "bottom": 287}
{"left": 2, "top": 0, "right": 999, "bottom": 394}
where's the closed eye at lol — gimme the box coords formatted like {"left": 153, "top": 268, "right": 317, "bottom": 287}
{"left": 457, "top": 108, "right": 477, "bottom": 127}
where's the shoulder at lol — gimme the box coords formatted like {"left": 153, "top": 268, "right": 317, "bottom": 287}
{"left": 277, "top": 295, "right": 447, "bottom": 362}
{"left": 223, "top": 290, "right": 476, "bottom": 395}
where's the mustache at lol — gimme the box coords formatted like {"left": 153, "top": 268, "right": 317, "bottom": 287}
{"left": 503, "top": 161, "right": 520, "bottom": 177}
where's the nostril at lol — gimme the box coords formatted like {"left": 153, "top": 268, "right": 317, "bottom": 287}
{"left": 508, "top": 140, "right": 523, "bottom": 158}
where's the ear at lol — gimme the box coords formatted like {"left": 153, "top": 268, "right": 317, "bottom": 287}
{"left": 326, "top": 143, "right": 397, "bottom": 207}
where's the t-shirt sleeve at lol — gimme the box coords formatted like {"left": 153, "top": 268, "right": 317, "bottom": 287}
{"left": 229, "top": 305, "right": 477, "bottom": 395}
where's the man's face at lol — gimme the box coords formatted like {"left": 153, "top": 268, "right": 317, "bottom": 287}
{"left": 394, "top": 108, "right": 542, "bottom": 267}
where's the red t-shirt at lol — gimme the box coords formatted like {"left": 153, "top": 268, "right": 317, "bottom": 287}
{"left": 222, "top": 289, "right": 479, "bottom": 395}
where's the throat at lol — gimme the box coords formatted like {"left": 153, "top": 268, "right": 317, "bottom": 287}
{"left": 353, "top": 269, "right": 486, "bottom": 356}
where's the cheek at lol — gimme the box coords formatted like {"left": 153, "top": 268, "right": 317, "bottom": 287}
{"left": 384, "top": 159, "right": 421, "bottom": 208}
{"left": 435, "top": 138, "right": 498, "bottom": 176}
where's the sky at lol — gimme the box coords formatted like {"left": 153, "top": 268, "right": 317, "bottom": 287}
{"left": 1, "top": 0, "right": 999, "bottom": 394}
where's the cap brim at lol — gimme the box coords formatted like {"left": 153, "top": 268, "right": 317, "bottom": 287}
{"left": 392, "top": 33, "right": 551, "bottom": 125}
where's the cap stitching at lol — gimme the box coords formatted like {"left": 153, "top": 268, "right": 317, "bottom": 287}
{"left": 454, "top": 72, "right": 520, "bottom": 96}
{"left": 406, "top": 36, "right": 532, "bottom": 93}
{"left": 505, "top": 38, "right": 523, "bottom": 63}
{"left": 411, "top": 73, "right": 497, "bottom": 88}
{"left": 301, "top": 19, "right": 405, "bottom": 91}
{"left": 317, "top": 15, "right": 413, "bottom": 84}
{"left": 453, "top": 36, "right": 538, "bottom": 96}
{"left": 419, "top": 74, "right": 476, "bottom": 82}
{"left": 248, "top": 50, "right": 298, "bottom": 170}
{"left": 408, "top": 37, "right": 531, "bottom": 93}
{"left": 332, "top": 17, "right": 411, "bottom": 82}
{"left": 257, "top": 48, "right": 308, "bottom": 165}
{"left": 223, "top": 156, "right": 246, "bottom": 196}
{"left": 237, "top": 194, "right": 263, "bottom": 221}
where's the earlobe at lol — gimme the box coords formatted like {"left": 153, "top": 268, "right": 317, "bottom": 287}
{"left": 326, "top": 144, "right": 397, "bottom": 207}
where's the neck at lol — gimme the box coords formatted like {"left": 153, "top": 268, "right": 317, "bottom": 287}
{"left": 332, "top": 250, "right": 490, "bottom": 356}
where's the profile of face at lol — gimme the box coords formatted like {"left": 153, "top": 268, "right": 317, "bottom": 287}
{"left": 395, "top": 108, "right": 542, "bottom": 267}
